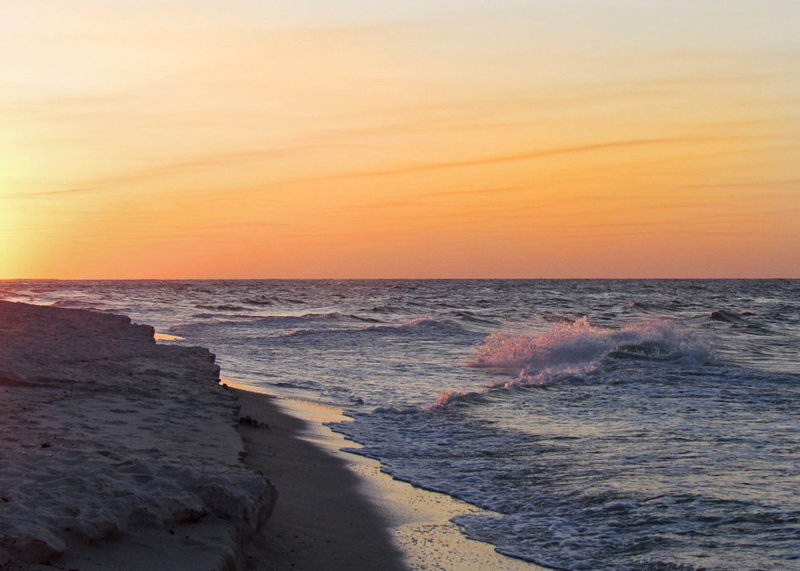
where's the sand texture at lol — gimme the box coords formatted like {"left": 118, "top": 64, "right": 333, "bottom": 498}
{"left": 234, "top": 389, "right": 545, "bottom": 571}
{"left": 0, "top": 301, "right": 275, "bottom": 570}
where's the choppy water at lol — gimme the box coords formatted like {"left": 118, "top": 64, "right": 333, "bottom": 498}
{"left": 2, "top": 279, "right": 799, "bottom": 570}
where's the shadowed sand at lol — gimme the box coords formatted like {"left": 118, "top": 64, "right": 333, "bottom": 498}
{"left": 235, "top": 389, "right": 405, "bottom": 570}
{"left": 0, "top": 299, "right": 545, "bottom": 570}
{"left": 233, "top": 387, "right": 547, "bottom": 571}
{"left": 0, "top": 301, "right": 274, "bottom": 570}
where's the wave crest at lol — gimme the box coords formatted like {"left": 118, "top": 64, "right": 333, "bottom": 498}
{"left": 469, "top": 318, "right": 709, "bottom": 387}
{"left": 364, "top": 316, "right": 468, "bottom": 336}
{"left": 432, "top": 390, "right": 487, "bottom": 408}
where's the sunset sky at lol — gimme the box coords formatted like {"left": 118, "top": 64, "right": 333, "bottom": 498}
{"left": 2, "top": 0, "right": 798, "bottom": 279}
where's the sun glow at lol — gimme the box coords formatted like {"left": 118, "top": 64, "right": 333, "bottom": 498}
{"left": 1, "top": 0, "right": 798, "bottom": 278}
{"left": 0, "top": 204, "right": 19, "bottom": 278}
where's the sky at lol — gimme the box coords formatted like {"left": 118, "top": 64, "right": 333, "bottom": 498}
{"left": 1, "top": 0, "right": 799, "bottom": 279}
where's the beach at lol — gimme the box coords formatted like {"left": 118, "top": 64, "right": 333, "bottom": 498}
{"left": 0, "top": 299, "right": 543, "bottom": 570}
{"left": 0, "top": 300, "right": 275, "bottom": 569}
{"left": 3, "top": 279, "right": 799, "bottom": 569}
{"left": 234, "top": 388, "right": 544, "bottom": 571}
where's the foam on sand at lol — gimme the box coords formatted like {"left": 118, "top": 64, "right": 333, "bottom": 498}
{"left": 233, "top": 386, "right": 547, "bottom": 571}
{"left": 0, "top": 301, "right": 276, "bottom": 569}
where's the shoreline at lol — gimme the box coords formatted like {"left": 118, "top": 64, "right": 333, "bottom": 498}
{"left": 232, "top": 386, "right": 547, "bottom": 571}
{"left": 0, "top": 299, "right": 546, "bottom": 569}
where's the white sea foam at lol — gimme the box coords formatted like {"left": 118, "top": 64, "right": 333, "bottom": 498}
{"left": 468, "top": 317, "right": 710, "bottom": 388}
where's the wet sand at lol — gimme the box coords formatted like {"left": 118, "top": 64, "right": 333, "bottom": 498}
{"left": 234, "top": 387, "right": 546, "bottom": 571}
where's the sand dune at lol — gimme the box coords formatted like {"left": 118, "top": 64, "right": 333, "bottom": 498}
{"left": 0, "top": 301, "right": 275, "bottom": 569}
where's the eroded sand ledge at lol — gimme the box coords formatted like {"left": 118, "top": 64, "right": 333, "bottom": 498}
{"left": 0, "top": 300, "right": 545, "bottom": 570}
{"left": 0, "top": 301, "right": 276, "bottom": 570}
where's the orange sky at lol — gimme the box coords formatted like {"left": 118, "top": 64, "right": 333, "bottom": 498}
{"left": 1, "top": 1, "right": 799, "bottom": 278}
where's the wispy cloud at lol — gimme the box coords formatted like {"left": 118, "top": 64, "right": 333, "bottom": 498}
{"left": 1, "top": 186, "right": 103, "bottom": 200}
{"left": 286, "top": 135, "right": 748, "bottom": 184}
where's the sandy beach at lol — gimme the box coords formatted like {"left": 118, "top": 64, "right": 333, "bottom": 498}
{"left": 0, "top": 300, "right": 275, "bottom": 569}
{"left": 0, "top": 300, "right": 544, "bottom": 570}
{"left": 234, "top": 388, "right": 545, "bottom": 571}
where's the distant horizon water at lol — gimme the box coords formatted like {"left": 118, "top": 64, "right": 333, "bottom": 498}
{"left": 4, "top": 276, "right": 800, "bottom": 281}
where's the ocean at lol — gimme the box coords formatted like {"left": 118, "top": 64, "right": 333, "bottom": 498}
{"left": 2, "top": 279, "right": 798, "bottom": 570}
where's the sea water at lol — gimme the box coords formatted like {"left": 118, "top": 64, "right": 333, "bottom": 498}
{"left": 2, "top": 280, "right": 798, "bottom": 570}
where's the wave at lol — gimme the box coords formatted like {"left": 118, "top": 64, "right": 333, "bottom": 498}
{"left": 449, "top": 311, "right": 501, "bottom": 327}
{"left": 252, "top": 312, "right": 340, "bottom": 325}
{"left": 709, "top": 309, "right": 748, "bottom": 323}
{"left": 539, "top": 312, "right": 578, "bottom": 324}
{"left": 709, "top": 309, "right": 773, "bottom": 336}
{"left": 252, "top": 312, "right": 383, "bottom": 326}
{"left": 365, "top": 316, "right": 470, "bottom": 336}
{"left": 401, "top": 316, "right": 459, "bottom": 329}
{"left": 349, "top": 315, "right": 384, "bottom": 324}
{"left": 627, "top": 299, "right": 686, "bottom": 314}
{"left": 427, "top": 319, "right": 711, "bottom": 407}
{"left": 192, "top": 313, "right": 224, "bottom": 319}
{"left": 432, "top": 389, "right": 488, "bottom": 408}
{"left": 247, "top": 312, "right": 375, "bottom": 328}
{"left": 368, "top": 304, "right": 405, "bottom": 314}
{"left": 170, "top": 314, "right": 472, "bottom": 345}
{"left": 281, "top": 329, "right": 315, "bottom": 337}
{"left": 472, "top": 318, "right": 707, "bottom": 374}
{"left": 245, "top": 295, "right": 307, "bottom": 306}
{"left": 275, "top": 316, "right": 474, "bottom": 343}
{"left": 195, "top": 304, "right": 246, "bottom": 312}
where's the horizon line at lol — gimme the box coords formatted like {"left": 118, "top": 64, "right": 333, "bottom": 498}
{"left": 1, "top": 276, "right": 797, "bottom": 282}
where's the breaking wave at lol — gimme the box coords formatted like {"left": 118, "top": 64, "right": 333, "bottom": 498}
{"left": 472, "top": 318, "right": 708, "bottom": 379}
{"left": 434, "top": 318, "right": 711, "bottom": 408}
